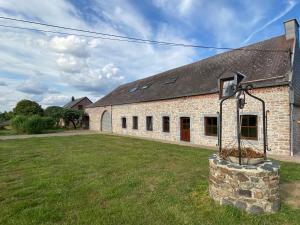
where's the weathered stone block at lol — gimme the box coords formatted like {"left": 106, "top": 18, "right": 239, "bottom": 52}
{"left": 249, "top": 205, "right": 264, "bottom": 214}
{"left": 222, "top": 198, "right": 234, "bottom": 206}
{"left": 272, "top": 199, "right": 280, "bottom": 211}
{"left": 235, "top": 201, "right": 247, "bottom": 210}
{"left": 250, "top": 177, "right": 259, "bottom": 183}
{"left": 237, "top": 189, "right": 252, "bottom": 198}
{"left": 236, "top": 173, "right": 249, "bottom": 182}
{"left": 254, "top": 190, "right": 263, "bottom": 199}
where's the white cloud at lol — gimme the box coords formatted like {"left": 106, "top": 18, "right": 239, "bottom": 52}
{"left": 178, "top": 0, "right": 194, "bottom": 15}
{"left": 49, "top": 35, "right": 90, "bottom": 58}
{"left": 56, "top": 54, "right": 87, "bottom": 73}
{"left": 0, "top": 0, "right": 296, "bottom": 111}
{"left": 40, "top": 94, "right": 70, "bottom": 107}
{"left": 153, "top": 0, "right": 195, "bottom": 16}
{"left": 62, "top": 63, "right": 125, "bottom": 93}
{"left": 0, "top": 0, "right": 85, "bottom": 28}
{"left": 0, "top": 86, "right": 30, "bottom": 112}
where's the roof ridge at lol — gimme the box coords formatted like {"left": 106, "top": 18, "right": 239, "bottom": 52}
{"left": 113, "top": 35, "right": 288, "bottom": 89}
{"left": 89, "top": 34, "right": 293, "bottom": 108}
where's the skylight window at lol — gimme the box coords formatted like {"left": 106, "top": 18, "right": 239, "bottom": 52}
{"left": 141, "top": 83, "right": 152, "bottom": 89}
{"left": 163, "top": 76, "right": 177, "bottom": 85}
{"left": 129, "top": 87, "right": 138, "bottom": 93}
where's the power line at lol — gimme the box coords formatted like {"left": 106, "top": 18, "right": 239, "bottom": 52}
{"left": 0, "top": 15, "right": 232, "bottom": 50}
{"left": 0, "top": 24, "right": 170, "bottom": 46}
{"left": 0, "top": 15, "right": 290, "bottom": 53}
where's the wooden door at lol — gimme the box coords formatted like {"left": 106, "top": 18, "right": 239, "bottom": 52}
{"left": 180, "top": 117, "right": 190, "bottom": 142}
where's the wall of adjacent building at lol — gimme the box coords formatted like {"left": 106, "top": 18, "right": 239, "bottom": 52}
{"left": 86, "top": 85, "right": 291, "bottom": 156}
{"left": 292, "top": 44, "right": 300, "bottom": 105}
{"left": 71, "top": 98, "right": 92, "bottom": 110}
{"left": 292, "top": 105, "right": 300, "bottom": 155}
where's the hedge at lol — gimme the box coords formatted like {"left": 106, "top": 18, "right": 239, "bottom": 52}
{"left": 11, "top": 115, "right": 56, "bottom": 134}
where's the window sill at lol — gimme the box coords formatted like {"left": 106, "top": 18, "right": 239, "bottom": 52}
{"left": 205, "top": 134, "right": 218, "bottom": 137}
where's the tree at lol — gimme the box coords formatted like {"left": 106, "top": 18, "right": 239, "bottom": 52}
{"left": 44, "top": 106, "right": 64, "bottom": 126}
{"left": 0, "top": 111, "right": 13, "bottom": 123}
{"left": 62, "top": 109, "right": 84, "bottom": 129}
{"left": 13, "top": 99, "right": 43, "bottom": 116}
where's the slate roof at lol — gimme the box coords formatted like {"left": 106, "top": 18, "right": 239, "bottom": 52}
{"left": 89, "top": 35, "right": 294, "bottom": 108}
{"left": 63, "top": 97, "right": 90, "bottom": 109}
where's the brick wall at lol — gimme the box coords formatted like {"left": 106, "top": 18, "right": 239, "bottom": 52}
{"left": 86, "top": 86, "right": 291, "bottom": 156}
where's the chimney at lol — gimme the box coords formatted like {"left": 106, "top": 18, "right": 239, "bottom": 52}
{"left": 71, "top": 96, "right": 75, "bottom": 102}
{"left": 284, "top": 19, "right": 299, "bottom": 44}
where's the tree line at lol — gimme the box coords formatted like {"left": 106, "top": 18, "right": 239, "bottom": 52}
{"left": 0, "top": 99, "right": 85, "bottom": 134}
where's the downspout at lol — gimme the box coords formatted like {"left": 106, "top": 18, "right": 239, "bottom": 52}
{"left": 289, "top": 48, "right": 295, "bottom": 157}
{"left": 290, "top": 102, "right": 294, "bottom": 156}
{"left": 284, "top": 19, "right": 298, "bottom": 157}
{"left": 110, "top": 105, "right": 113, "bottom": 133}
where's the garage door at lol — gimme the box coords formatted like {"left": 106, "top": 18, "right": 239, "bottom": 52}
{"left": 101, "top": 111, "right": 112, "bottom": 132}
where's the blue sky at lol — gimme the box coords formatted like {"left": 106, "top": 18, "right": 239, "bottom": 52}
{"left": 0, "top": 0, "right": 299, "bottom": 111}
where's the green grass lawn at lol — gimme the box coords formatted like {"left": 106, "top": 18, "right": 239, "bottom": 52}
{"left": 0, "top": 134, "right": 300, "bottom": 225}
{"left": 0, "top": 126, "right": 17, "bottom": 136}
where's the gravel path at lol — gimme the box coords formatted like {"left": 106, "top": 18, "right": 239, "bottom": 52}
{"left": 0, "top": 130, "right": 99, "bottom": 140}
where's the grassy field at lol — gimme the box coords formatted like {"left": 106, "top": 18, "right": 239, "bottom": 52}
{"left": 0, "top": 134, "right": 300, "bottom": 225}
{"left": 0, "top": 126, "right": 17, "bottom": 136}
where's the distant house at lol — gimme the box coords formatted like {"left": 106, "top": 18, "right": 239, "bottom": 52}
{"left": 63, "top": 97, "right": 93, "bottom": 110}
{"left": 63, "top": 97, "right": 92, "bottom": 129}
{"left": 86, "top": 19, "right": 300, "bottom": 157}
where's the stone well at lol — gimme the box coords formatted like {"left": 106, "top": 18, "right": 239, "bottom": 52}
{"left": 209, "top": 154, "right": 280, "bottom": 214}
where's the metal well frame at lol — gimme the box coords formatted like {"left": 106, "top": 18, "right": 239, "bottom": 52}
{"left": 218, "top": 84, "right": 268, "bottom": 165}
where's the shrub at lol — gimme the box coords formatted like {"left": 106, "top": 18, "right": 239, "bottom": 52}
{"left": 42, "top": 117, "right": 56, "bottom": 130}
{"left": 23, "top": 115, "right": 45, "bottom": 134}
{"left": 11, "top": 115, "right": 27, "bottom": 133}
{"left": 11, "top": 115, "right": 56, "bottom": 134}
{"left": 44, "top": 106, "right": 64, "bottom": 127}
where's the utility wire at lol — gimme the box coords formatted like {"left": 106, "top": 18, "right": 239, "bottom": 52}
{"left": 0, "top": 24, "right": 172, "bottom": 46}
{"left": 0, "top": 15, "right": 233, "bottom": 49}
{"left": 0, "top": 15, "right": 290, "bottom": 53}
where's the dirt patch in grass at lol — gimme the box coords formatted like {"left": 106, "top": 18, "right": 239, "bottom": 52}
{"left": 281, "top": 182, "right": 300, "bottom": 209}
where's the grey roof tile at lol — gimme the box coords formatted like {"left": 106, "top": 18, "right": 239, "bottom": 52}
{"left": 89, "top": 35, "right": 293, "bottom": 108}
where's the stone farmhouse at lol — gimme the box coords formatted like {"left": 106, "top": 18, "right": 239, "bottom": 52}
{"left": 64, "top": 96, "right": 92, "bottom": 110}
{"left": 86, "top": 19, "right": 300, "bottom": 157}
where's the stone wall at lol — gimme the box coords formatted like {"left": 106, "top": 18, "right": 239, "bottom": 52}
{"left": 85, "top": 106, "right": 112, "bottom": 131}
{"left": 86, "top": 86, "right": 291, "bottom": 156}
{"left": 209, "top": 154, "right": 280, "bottom": 214}
{"left": 112, "top": 86, "right": 291, "bottom": 156}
